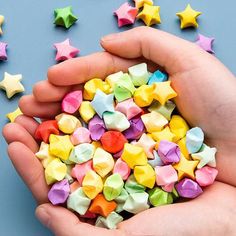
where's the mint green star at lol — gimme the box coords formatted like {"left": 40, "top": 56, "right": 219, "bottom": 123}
{"left": 54, "top": 6, "right": 78, "bottom": 29}
{"left": 191, "top": 144, "right": 217, "bottom": 169}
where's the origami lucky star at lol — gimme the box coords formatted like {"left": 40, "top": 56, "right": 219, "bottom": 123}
{"left": 173, "top": 154, "right": 199, "bottom": 180}
{"left": 153, "top": 81, "right": 177, "bottom": 105}
{"left": 137, "top": 4, "right": 161, "bottom": 26}
{"left": 195, "top": 34, "right": 215, "bottom": 53}
{"left": 0, "top": 72, "right": 24, "bottom": 99}
{"left": 54, "top": 6, "right": 78, "bottom": 29}
{"left": 191, "top": 144, "right": 217, "bottom": 169}
{"left": 0, "top": 42, "right": 7, "bottom": 60}
{"left": 91, "top": 89, "right": 115, "bottom": 118}
{"left": 114, "top": 2, "right": 138, "bottom": 27}
{"left": 54, "top": 39, "right": 79, "bottom": 61}
{"left": 6, "top": 107, "right": 22, "bottom": 123}
{"left": 0, "top": 15, "right": 4, "bottom": 35}
{"left": 176, "top": 4, "right": 201, "bottom": 29}
{"left": 134, "top": 0, "right": 153, "bottom": 9}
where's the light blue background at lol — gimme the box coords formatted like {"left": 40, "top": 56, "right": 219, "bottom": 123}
{"left": 0, "top": 0, "right": 235, "bottom": 235}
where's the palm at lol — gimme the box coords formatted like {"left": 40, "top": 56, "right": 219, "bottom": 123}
{"left": 3, "top": 27, "right": 236, "bottom": 236}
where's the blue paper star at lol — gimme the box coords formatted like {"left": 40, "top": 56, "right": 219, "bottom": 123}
{"left": 91, "top": 89, "right": 114, "bottom": 118}
{"left": 148, "top": 70, "right": 168, "bottom": 85}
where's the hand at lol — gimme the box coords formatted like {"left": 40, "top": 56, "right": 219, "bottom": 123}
{"left": 3, "top": 27, "right": 236, "bottom": 236}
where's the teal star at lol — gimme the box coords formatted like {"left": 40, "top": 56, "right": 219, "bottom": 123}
{"left": 54, "top": 6, "right": 78, "bottom": 29}
{"left": 191, "top": 144, "right": 217, "bottom": 169}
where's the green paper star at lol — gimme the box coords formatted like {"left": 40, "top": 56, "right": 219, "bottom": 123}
{"left": 54, "top": 6, "right": 78, "bottom": 29}
{"left": 148, "top": 187, "right": 173, "bottom": 207}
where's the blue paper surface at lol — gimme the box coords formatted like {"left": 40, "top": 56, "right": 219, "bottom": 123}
{"left": 0, "top": 0, "right": 235, "bottom": 235}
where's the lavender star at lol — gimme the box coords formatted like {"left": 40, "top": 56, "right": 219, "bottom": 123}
{"left": 195, "top": 34, "right": 215, "bottom": 54}
{"left": 0, "top": 42, "right": 8, "bottom": 60}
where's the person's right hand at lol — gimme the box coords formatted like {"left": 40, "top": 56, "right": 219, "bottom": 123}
{"left": 3, "top": 27, "right": 236, "bottom": 236}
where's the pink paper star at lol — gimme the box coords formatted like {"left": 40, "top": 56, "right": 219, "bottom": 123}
{"left": 195, "top": 34, "right": 215, "bottom": 54}
{"left": 54, "top": 38, "right": 79, "bottom": 62}
{"left": 0, "top": 42, "right": 8, "bottom": 60}
{"left": 134, "top": 133, "right": 156, "bottom": 159}
{"left": 114, "top": 2, "right": 138, "bottom": 27}
{"left": 115, "top": 98, "right": 142, "bottom": 120}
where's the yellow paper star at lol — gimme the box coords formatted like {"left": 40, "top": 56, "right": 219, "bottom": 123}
{"left": 49, "top": 134, "right": 74, "bottom": 161}
{"left": 169, "top": 115, "right": 189, "bottom": 141}
{"left": 176, "top": 4, "right": 202, "bottom": 29}
{"left": 173, "top": 154, "right": 199, "bottom": 180}
{"left": 152, "top": 126, "right": 176, "bottom": 149}
{"left": 137, "top": 4, "right": 161, "bottom": 26}
{"left": 153, "top": 81, "right": 177, "bottom": 105}
{"left": 0, "top": 15, "right": 4, "bottom": 35}
{"left": 35, "top": 142, "right": 56, "bottom": 168}
{"left": 134, "top": 0, "right": 153, "bottom": 9}
{"left": 6, "top": 107, "right": 22, "bottom": 123}
{"left": 0, "top": 72, "right": 24, "bottom": 99}
{"left": 177, "top": 137, "right": 190, "bottom": 160}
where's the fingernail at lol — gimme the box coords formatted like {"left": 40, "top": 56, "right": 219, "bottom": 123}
{"left": 36, "top": 206, "right": 49, "bottom": 227}
{"left": 101, "top": 33, "right": 120, "bottom": 42}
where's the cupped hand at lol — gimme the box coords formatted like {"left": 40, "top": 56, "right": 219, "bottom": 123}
{"left": 3, "top": 27, "right": 236, "bottom": 236}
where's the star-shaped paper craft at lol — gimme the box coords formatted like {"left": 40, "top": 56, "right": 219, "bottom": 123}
{"left": 6, "top": 107, "right": 22, "bottom": 123}
{"left": 148, "top": 100, "right": 176, "bottom": 121}
{"left": 135, "top": 133, "right": 156, "bottom": 159}
{"left": 141, "top": 111, "right": 168, "bottom": 133}
{"left": 91, "top": 89, "right": 115, "bottom": 118}
{"left": 0, "top": 42, "right": 8, "bottom": 60}
{"left": 115, "top": 98, "right": 142, "bottom": 120}
{"left": 195, "top": 34, "right": 215, "bottom": 54}
{"left": 54, "top": 6, "right": 78, "bottom": 29}
{"left": 137, "top": 4, "right": 161, "bottom": 26}
{"left": 191, "top": 144, "right": 217, "bottom": 169}
{"left": 173, "top": 154, "right": 199, "bottom": 180}
{"left": 114, "top": 2, "right": 138, "bottom": 27}
{"left": 176, "top": 4, "right": 201, "bottom": 29}
{"left": 152, "top": 126, "right": 176, "bottom": 149}
{"left": 36, "top": 142, "right": 55, "bottom": 160}
{"left": 0, "top": 72, "right": 24, "bottom": 99}
{"left": 0, "top": 15, "right": 4, "bottom": 35}
{"left": 54, "top": 39, "right": 79, "bottom": 62}
{"left": 153, "top": 81, "right": 177, "bottom": 105}
{"left": 35, "top": 142, "right": 56, "bottom": 168}
{"left": 134, "top": 0, "right": 153, "bottom": 9}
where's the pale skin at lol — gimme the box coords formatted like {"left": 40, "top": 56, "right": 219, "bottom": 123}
{"left": 2, "top": 26, "right": 236, "bottom": 236}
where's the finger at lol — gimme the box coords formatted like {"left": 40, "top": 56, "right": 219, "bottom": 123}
{"left": 35, "top": 58, "right": 157, "bottom": 103}
{"left": 3, "top": 123, "right": 38, "bottom": 152}
{"left": 7, "top": 142, "right": 49, "bottom": 204}
{"left": 15, "top": 115, "right": 39, "bottom": 136}
{"left": 33, "top": 81, "right": 83, "bottom": 103}
{"left": 19, "top": 95, "right": 61, "bottom": 119}
{"left": 33, "top": 81, "right": 72, "bottom": 102}
{"left": 35, "top": 203, "right": 117, "bottom": 236}
{"left": 47, "top": 51, "right": 155, "bottom": 86}
{"left": 100, "top": 26, "right": 208, "bottom": 75}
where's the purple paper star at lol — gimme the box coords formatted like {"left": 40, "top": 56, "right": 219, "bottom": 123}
{"left": 0, "top": 42, "right": 8, "bottom": 60}
{"left": 195, "top": 34, "right": 215, "bottom": 54}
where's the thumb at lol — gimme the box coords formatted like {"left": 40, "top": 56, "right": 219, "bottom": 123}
{"left": 100, "top": 26, "right": 207, "bottom": 75}
{"left": 35, "top": 203, "right": 113, "bottom": 236}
